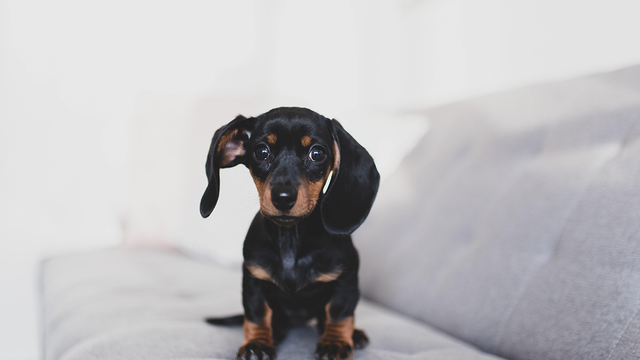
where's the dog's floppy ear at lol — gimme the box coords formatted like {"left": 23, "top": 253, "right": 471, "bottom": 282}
{"left": 200, "top": 115, "right": 255, "bottom": 218}
{"left": 321, "top": 119, "right": 380, "bottom": 236}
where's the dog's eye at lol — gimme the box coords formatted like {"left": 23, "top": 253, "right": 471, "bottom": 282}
{"left": 308, "top": 146, "right": 327, "bottom": 162}
{"left": 253, "top": 144, "right": 270, "bottom": 161}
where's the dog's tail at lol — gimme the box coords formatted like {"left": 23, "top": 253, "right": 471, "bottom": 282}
{"left": 205, "top": 314, "right": 245, "bottom": 326}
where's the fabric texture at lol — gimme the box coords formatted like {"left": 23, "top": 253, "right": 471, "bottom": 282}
{"left": 41, "top": 248, "right": 502, "bottom": 360}
{"left": 355, "top": 64, "right": 640, "bottom": 360}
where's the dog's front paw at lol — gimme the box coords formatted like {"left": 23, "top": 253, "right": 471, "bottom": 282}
{"left": 315, "top": 339, "right": 353, "bottom": 360}
{"left": 237, "top": 341, "right": 276, "bottom": 360}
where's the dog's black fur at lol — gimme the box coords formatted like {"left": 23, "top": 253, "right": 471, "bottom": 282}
{"left": 201, "top": 107, "right": 379, "bottom": 360}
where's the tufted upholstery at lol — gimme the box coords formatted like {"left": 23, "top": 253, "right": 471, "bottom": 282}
{"left": 356, "top": 64, "right": 640, "bottom": 360}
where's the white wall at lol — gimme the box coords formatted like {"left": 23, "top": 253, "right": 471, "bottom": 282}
{"left": 2, "top": 0, "right": 640, "bottom": 358}
{"left": 356, "top": 0, "right": 640, "bottom": 109}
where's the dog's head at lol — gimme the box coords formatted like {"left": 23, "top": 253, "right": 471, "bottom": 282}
{"left": 200, "top": 107, "right": 379, "bottom": 236}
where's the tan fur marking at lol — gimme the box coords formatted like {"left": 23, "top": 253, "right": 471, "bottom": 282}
{"left": 250, "top": 168, "right": 268, "bottom": 213}
{"left": 256, "top": 172, "right": 274, "bottom": 217}
{"left": 267, "top": 133, "right": 277, "bottom": 145}
{"left": 333, "top": 140, "right": 341, "bottom": 172}
{"left": 217, "top": 129, "right": 247, "bottom": 167}
{"left": 253, "top": 169, "right": 333, "bottom": 220}
{"left": 291, "top": 178, "right": 312, "bottom": 217}
{"left": 220, "top": 143, "right": 245, "bottom": 167}
{"left": 319, "top": 302, "right": 355, "bottom": 348}
{"left": 246, "top": 263, "right": 275, "bottom": 283}
{"left": 301, "top": 135, "right": 312, "bottom": 147}
{"left": 217, "top": 129, "right": 238, "bottom": 154}
{"left": 316, "top": 268, "right": 343, "bottom": 282}
{"left": 242, "top": 302, "right": 274, "bottom": 347}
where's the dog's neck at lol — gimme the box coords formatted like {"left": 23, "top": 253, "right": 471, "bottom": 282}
{"left": 265, "top": 207, "right": 324, "bottom": 271}
{"left": 276, "top": 225, "right": 298, "bottom": 270}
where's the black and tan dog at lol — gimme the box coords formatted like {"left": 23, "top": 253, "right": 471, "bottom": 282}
{"left": 200, "top": 107, "right": 379, "bottom": 360}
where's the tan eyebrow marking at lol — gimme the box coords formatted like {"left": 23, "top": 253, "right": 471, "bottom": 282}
{"left": 267, "top": 133, "right": 277, "bottom": 145}
{"left": 301, "top": 135, "right": 312, "bottom": 147}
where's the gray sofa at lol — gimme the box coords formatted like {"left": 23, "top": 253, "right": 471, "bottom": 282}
{"left": 42, "top": 65, "right": 640, "bottom": 360}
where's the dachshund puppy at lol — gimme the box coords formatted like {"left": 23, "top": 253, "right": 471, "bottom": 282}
{"left": 201, "top": 107, "right": 379, "bottom": 360}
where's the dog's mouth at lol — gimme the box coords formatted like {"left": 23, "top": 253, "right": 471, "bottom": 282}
{"left": 268, "top": 215, "right": 302, "bottom": 226}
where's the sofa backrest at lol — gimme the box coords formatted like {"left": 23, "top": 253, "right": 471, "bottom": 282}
{"left": 355, "top": 65, "right": 640, "bottom": 360}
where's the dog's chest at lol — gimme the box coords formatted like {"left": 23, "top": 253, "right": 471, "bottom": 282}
{"left": 273, "top": 231, "right": 317, "bottom": 291}
{"left": 247, "top": 223, "right": 343, "bottom": 294}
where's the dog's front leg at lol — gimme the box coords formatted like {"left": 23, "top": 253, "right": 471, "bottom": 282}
{"left": 237, "top": 269, "right": 276, "bottom": 360}
{"left": 315, "top": 277, "right": 368, "bottom": 360}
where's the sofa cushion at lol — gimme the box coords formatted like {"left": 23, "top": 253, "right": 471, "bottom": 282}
{"left": 41, "top": 248, "right": 504, "bottom": 360}
{"left": 355, "top": 65, "right": 640, "bottom": 360}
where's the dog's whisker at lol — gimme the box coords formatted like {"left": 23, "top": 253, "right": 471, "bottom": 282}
{"left": 237, "top": 199, "right": 260, "bottom": 215}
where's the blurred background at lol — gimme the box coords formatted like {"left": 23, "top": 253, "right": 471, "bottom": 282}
{"left": 2, "top": 0, "right": 640, "bottom": 359}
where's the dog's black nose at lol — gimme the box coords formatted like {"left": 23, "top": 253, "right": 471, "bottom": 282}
{"left": 271, "top": 186, "right": 297, "bottom": 211}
